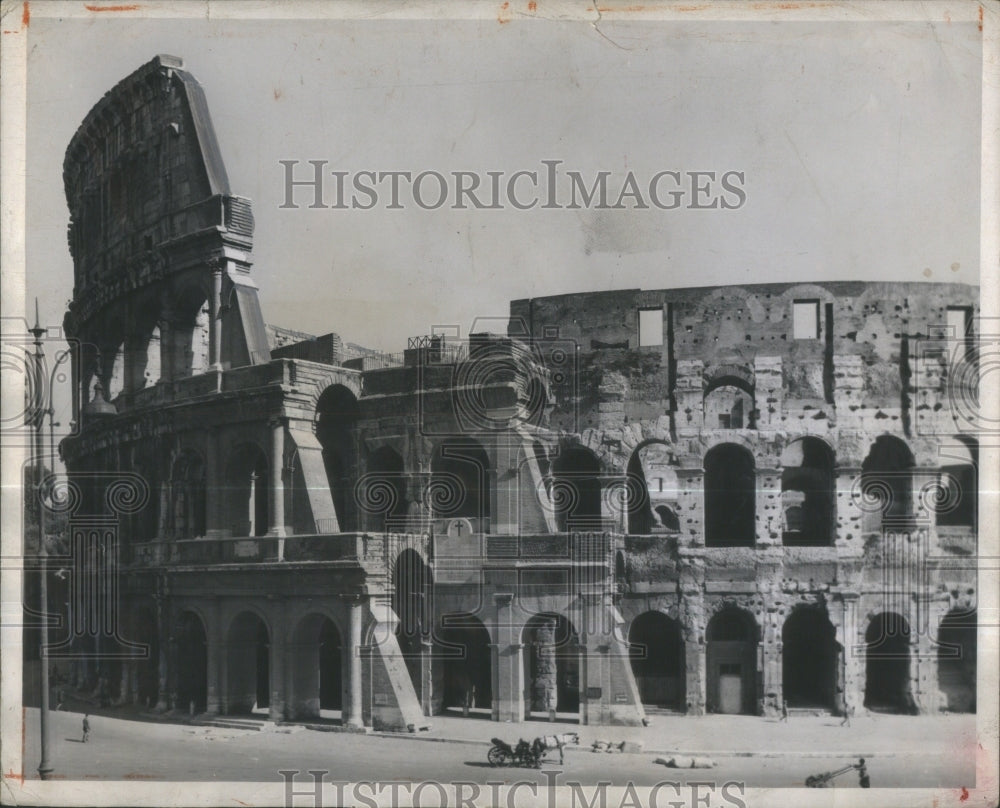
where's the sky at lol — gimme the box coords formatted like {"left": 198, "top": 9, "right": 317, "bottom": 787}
{"left": 23, "top": 12, "right": 983, "bottom": 362}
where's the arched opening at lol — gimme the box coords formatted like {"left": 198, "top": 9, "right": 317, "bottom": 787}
{"left": 626, "top": 442, "right": 679, "bottom": 535}
{"left": 363, "top": 446, "right": 407, "bottom": 532}
{"left": 655, "top": 505, "right": 680, "bottom": 531}
{"left": 438, "top": 613, "right": 492, "bottom": 715}
{"left": 129, "top": 301, "right": 163, "bottom": 390}
{"left": 704, "top": 444, "right": 756, "bottom": 547}
{"left": 864, "top": 612, "right": 913, "bottom": 713}
{"left": 225, "top": 443, "right": 268, "bottom": 537}
{"left": 629, "top": 612, "right": 686, "bottom": 711}
{"left": 551, "top": 445, "right": 602, "bottom": 532}
{"left": 225, "top": 611, "right": 270, "bottom": 715}
{"left": 781, "top": 438, "right": 835, "bottom": 546}
{"left": 430, "top": 439, "right": 491, "bottom": 528}
{"left": 137, "top": 324, "right": 162, "bottom": 389}
{"left": 861, "top": 436, "right": 915, "bottom": 532}
{"left": 170, "top": 450, "right": 206, "bottom": 539}
{"left": 937, "top": 437, "right": 977, "bottom": 529}
{"left": 704, "top": 380, "right": 754, "bottom": 429}
{"left": 175, "top": 611, "right": 207, "bottom": 714}
{"left": 316, "top": 385, "right": 360, "bottom": 532}
{"left": 107, "top": 341, "right": 126, "bottom": 400}
{"left": 522, "top": 613, "right": 580, "bottom": 719}
{"left": 706, "top": 607, "right": 758, "bottom": 715}
{"left": 173, "top": 286, "right": 210, "bottom": 379}
{"left": 290, "top": 613, "right": 343, "bottom": 721}
{"left": 937, "top": 608, "right": 976, "bottom": 713}
{"left": 781, "top": 608, "right": 838, "bottom": 709}
{"left": 392, "top": 549, "right": 432, "bottom": 694}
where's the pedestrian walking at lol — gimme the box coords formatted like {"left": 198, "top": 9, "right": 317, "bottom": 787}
{"left": 82, "top": 714, "right": 90, "bottom": 743}
{"left": 779, "top": 699, "right": 789, "bottom": 722}
{"left": 839, "top": 704, "right": 853, "bottom": 727}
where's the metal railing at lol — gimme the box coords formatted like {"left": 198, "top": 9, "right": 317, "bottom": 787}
{"left": 406, "top": 335, "right": 468, "bottom": 365}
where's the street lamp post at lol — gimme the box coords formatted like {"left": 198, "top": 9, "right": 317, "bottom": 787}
{"left": 29, "top": 301, "right": 53, "bottom": 781}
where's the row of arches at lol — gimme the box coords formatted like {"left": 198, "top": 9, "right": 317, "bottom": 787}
{"left": 122, "top": 368, "right": 977, "bottom": 546}
{"left": 174, "top": 609, "right": 344, "bottom": 718}
{"left": 627, "top": 434, "right": 977, "bottom": 545}
{"left": 84, "top": 283, "right": 213, "bottom": 402}
{"left": 627, "top": 607, "right": 977, "bottom": 715}
{"left": 132, "top": 599, "right": 976, "bottom": 721}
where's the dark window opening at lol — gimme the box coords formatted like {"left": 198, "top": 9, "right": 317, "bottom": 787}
{"left": 551, "top": 445, "right": 602, "bottom": 532}
{"left": 316, "top": 385, "right": 361, "bottom": 532}
{"left": 704, "top": 444, "right": 755, "bottom": 547}
{"left": 781, "top": 437, "right": 835, "bottom": 546}
{"left": 861, "top": 436, "right": 915, "bottom": 532}
{"left": 937, "top": 438, "right": 977, "bottom": 529}
{"left": 626, "top": 442, "right": 678, "bottom": 535}
{"left": 439, "top": 614, "right": 493, "bottom": 713}
{"left": 225, "top": 612, "right": 270, "bottom": 715}
{"left": 363, "top": 446, "right": 407, "bottom": 532}
{"left": 706, "top": 608, "right": 758, "bottom": 715}
{"left": 430, "top": 439, "right": 491, "bottom": 524}
{"left": 864, "top": 612, "right": 913, "bottom": 713}
{"left": 782, "top": 609, "right": 838, "bottom": 709}
{"left": 629, "top": 612, "right": 686, "bottom": 711}
{"left": 937, "top": 608, "right": 976, "bottom": 713}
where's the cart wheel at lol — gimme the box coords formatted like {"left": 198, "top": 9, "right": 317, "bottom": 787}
{"left": 488, "top": 746, "right": 506, "bottom": 767}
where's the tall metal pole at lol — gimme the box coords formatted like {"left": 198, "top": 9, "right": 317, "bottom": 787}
{"left": 30, "top": 300, "right": 53, "bottom": 780}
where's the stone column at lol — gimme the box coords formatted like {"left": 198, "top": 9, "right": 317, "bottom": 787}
{"left": 205, "top": 430, "right": 225, "bottom": 538}
{"left": 154, "top": 595, "right": 170, "bottom": 712}
{"left": 269, "top": 598, "right": 287, "bottom": 721}
{"left": 492, "top": 593, "right": 522, "bottom": 722}
{"left": 344, "top": 596, "right": 365, "bottom": 728}
{"left": 205, "top": 599, "right": 222, "bottom": 715}
{"left": 760, "top": 594, "right": 783, "bottom": 717}
{"left": 837, "top": 593, "right": 863, "bottom": 715}
{"left": 268, "top": 418, "right": 287, "bottom": 542}
{"left": 209, "top": 261, "right": 223, "bottom": 371}
{"left": 489, "top": 642, "right": 501, "bottom": 721}
{"left": 675, "top": 467, "right": 704, "bottom": 548}
{"left": 166, "top": 633, "right": 179, "bottom": 712}
{"left": 492, "top": 441, "right": 517, "bottom": 535}
{"left": 832, "top": 355, "right": 864, "bottom": 431}
{"left": 157, "top": 305, "right": 174, "bottom": 384}
{"left": 752, "top": 356, "right": 783, "bottom": 428}
{"left": 756, "top": 467, "right": 782, "bottom": 548}
{"left": 118, "top": 661, "right": 132, "bottom": 706}
{"left": 674, "top": 359, "right": 705, "bottom": 437}
{"left": 679, "top": 576, "right": 707, "bottom": 715}
{"left": 835, "top": 465, "right": 863, "bottom": 550}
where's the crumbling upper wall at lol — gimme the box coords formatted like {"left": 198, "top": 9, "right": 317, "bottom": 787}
{"left": 62, "top": 55, "right": 256, "bottom": 342}
{"left": 510, "top": 280, "right": 979, "bottom": 430}
{"left": 63, "top": 55, "right": 234, "bottom": 290}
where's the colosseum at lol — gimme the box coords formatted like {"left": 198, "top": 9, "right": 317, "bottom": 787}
{"left": 55, "top": 55, "right": 978, "bottom": 731}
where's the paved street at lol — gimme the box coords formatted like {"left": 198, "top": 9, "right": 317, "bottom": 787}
{"left": 14, "top": 706, "right": 979, "bottom": 788}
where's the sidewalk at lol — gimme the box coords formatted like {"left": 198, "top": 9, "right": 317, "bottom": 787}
{"left": 373, "top": 710, "right": 979, "bottom": 759}
{"left": 45, "top": 688, "right": 978, "bottom": 760}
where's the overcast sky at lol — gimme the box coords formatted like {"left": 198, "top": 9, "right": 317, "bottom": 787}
{"left": 25, "top": 13, "right": 982, "bottom": 355}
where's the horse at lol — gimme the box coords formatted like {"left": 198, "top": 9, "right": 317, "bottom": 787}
{"left": 533, "top": 732, "right": 580, "bottom": 764}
